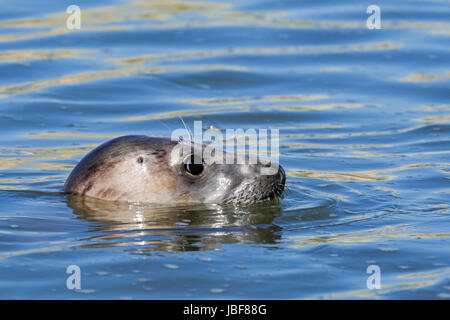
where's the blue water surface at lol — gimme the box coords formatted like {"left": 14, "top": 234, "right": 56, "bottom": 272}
{"left": 0, "top": 0, "right": 449, "bottom": 299}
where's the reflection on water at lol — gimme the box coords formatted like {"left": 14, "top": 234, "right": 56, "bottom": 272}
{"left": 0, "top": 49, "right": 90, "bottom": 63}
{"left": 0, "top": 64, "right": 247, "bottom": 96}
{"left": 402, "top": 71, "right": 450, "bottom": 83}
{"left": 290, "top": 224, "right": 450, "bottom": 249}
{"left": 0, "top": 0, "right": 449, "bottom": 299}
{"left": 67, "top": 195, "right": 283, "bottom": 252}
{"left": 108, "top": 42, "right": 402, "bottom": 66}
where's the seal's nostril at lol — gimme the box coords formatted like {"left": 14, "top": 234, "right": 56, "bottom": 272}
{"left": 261, "top": 161, "right": 271, "bottom": 168}
{"left": 278, "top": 166, "right": 286, "bottom": 185}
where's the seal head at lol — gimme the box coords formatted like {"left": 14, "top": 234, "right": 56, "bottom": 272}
{"left": 64, "top": 135, "right": 285, "bottom": 204}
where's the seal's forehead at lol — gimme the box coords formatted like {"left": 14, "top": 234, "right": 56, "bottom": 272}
{"left": 106, "top": 135, "right": 176, "bottom": 150}
{"left": 89, "top": 135, "right": 177, "bottom": 162}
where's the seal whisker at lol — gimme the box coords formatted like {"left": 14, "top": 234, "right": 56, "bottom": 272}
{"left": 178, "top": 116, "right": 193, "bottom": 142}
{"left": 157, "top": 119, "right": 172, "bottom": 136}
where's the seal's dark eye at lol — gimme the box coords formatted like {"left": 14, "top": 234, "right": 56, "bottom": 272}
{"left": 184, "top": 154, "right": 204, "bottom": 176}
{"left": 137, "top": 156, "right": 144, "bottom": 164}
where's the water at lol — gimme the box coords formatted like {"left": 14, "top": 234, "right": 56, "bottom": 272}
{"left": 0, "top": 0, "right": 449, "bottom": 299}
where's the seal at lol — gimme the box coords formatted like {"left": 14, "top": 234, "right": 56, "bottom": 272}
{"left": 64, "top": 135, "right": 286, "bottom": 204}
